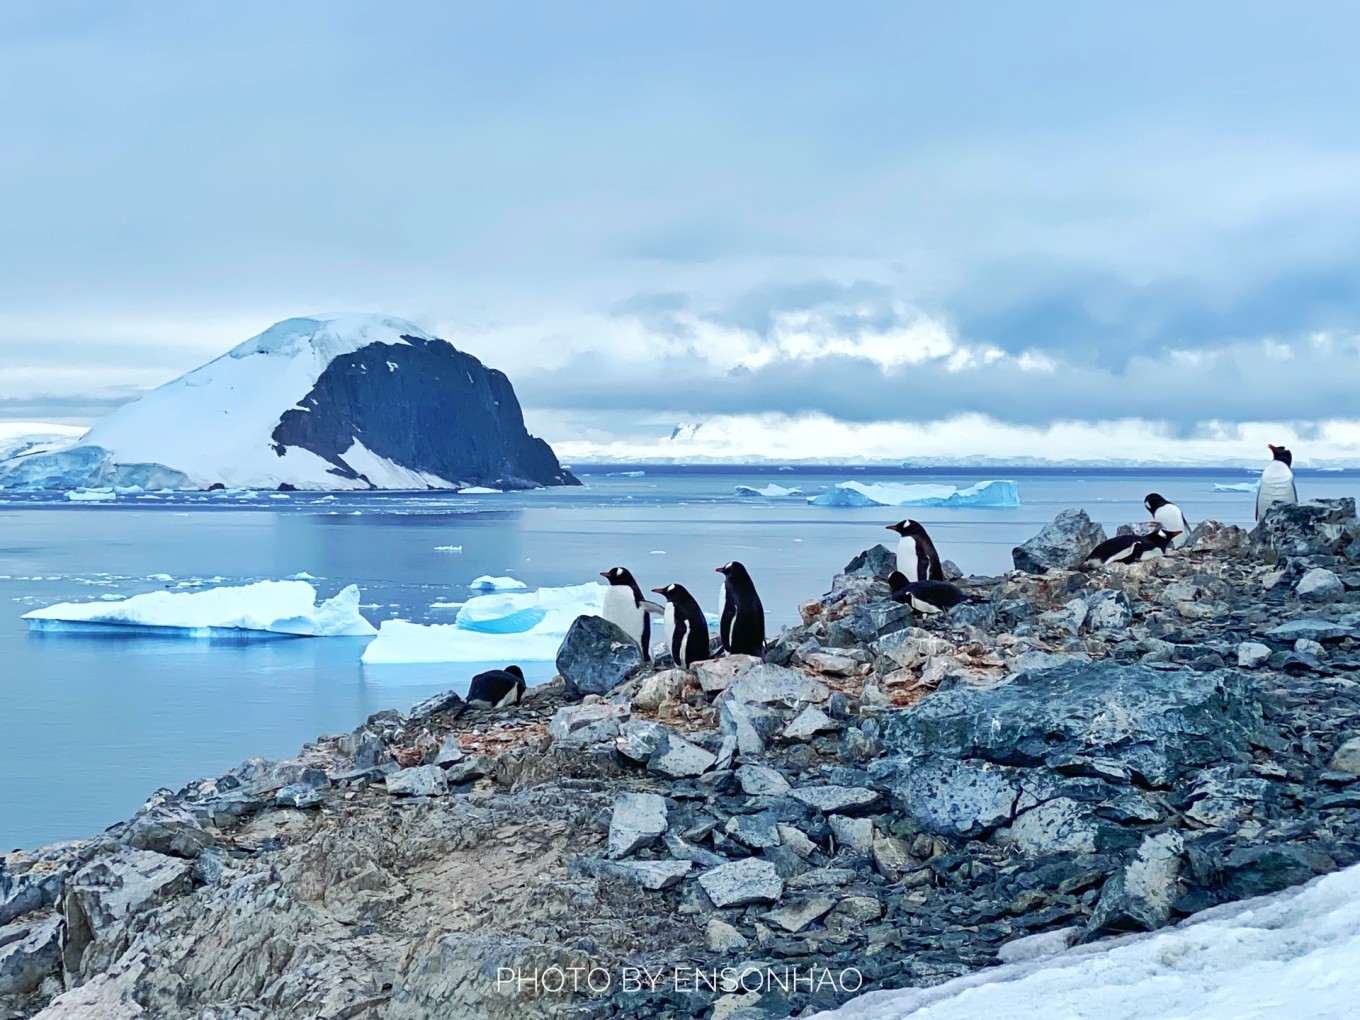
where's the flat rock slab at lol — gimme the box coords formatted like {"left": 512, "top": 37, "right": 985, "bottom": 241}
{"left": 698, "top": 858, "right": 784, "bottom": 908}
{"left": 761, "top": 895, "right": 836, "bottom": 933}
{"left": 736, "top": 764, "right": 792, "bottom": 796}
{"left": 719, "top": 665, "right": 830, "bottom": 708}
{"left": 1265, "top": 620, "right": 1356, "bottom": 643}
{"left": 0, "top": 913, "right": 63, "bottom": 997}
{"left": 615, "top": 860, "right": 692, "bottom": 891}
{"left": 608, "top": 792, "right": 668, "bottom": 859}
{"left": 68, "top": 849, "right": 192, "bottom": 939}
{"left": 385, "top": 765, "right": 448, "bottom": 797}
{"left": 548, "top": 703, "right": 630, "bottom": 745}
{"left": 789, "top": 785, "right": 880, "bottom": 813}
{"left": 648, "top": 731, "right": 717, "bottom": 778}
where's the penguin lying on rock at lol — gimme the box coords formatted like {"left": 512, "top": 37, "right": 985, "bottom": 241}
{"left": 887, "top": 571, "right": 974, "bottom": 615}
{"left": 466, "top": 665, "right": 526, "bottom": 707}
{"left": 651, "top": 583, "right": 712, "bottom": 667}
{"left": 885, "top": 520, "right": 945, "bottom": 581}
{"left": 1144, "top": 493, "right": 1190, "bottom": 549}
{"left": 600, "top": 566, "right": 664, "bottom": 662}
{"left": 1083, "top": 525, "right": 1175, "bottom": 567}
{"left": 716, "top": 561, "right": 765, "bottom": 657}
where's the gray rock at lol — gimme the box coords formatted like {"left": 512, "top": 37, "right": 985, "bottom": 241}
{"left": 0, "top": 913, "right": 63, "bottom": 997}
{"left": 827, "top": 895, "right": 883, "bottom": 926}
{"left": 408, "top": 688, "right": 464, "bottom": 720}
{"left": 615, "top": 860, "right": 692, "bottom": 890}
{"left": 720, "top": 665, "right": 830, "bottom": 708}
{"left": 705, "top": 917, "right": 749, "bottom": 951}
{"left": 1298, "top": 567, "right": 1345, "bottom": 603}
{"left": 435, "top": 736, "right": 465, "bottom": 766}
{"left": 632, "top": 669, "right": 689, "bottom": 710}
{"left": 1295, "top": 638, "right": 1326, "bottom": 658}
{"left": 385, "top": 765, "right": 449, "bottom": 797}
{"left": 275, "top": 783, "right": 323, "bottom": 809}
{"left": 615, "top": 719, "right": 667, "bottom": 761}
{"left": 843, "top": 544, "right": 897, "bottom": 581}
{"left": 1085, "top": 589, "right": 1132, "bottom": 633}
{"left": 698, "top": 858, "right": 784, "bottom": 908}
{"left": 725, "top": 811, "right": 781, "bottom": 850}
{"left": 122, "top": 803, "right": 217, "bottom": 858}
{"left": 736, "top": 764, "right": 792, "bottom": 797}
{"left": 648, "top": 731, "right": 717, "bottom": 778}
{"left": 782, "top": 705, "right": 839, "bottom": 742}
{"left": 1008, "top": 649, "right": 1091, "bottom": 675}
{"left": 788, "top": 785, "right": 880, "bottom": 813}
{"left": 693, "top": 656, "right": 762, "bottom": 695}
{"left": 828, "top": 815, "right": 874, "bottom": 851}
{"left": 997, "top": 926, "right": 1080, "bottom": 965}
{"left": 1007, "top": 798, "right": 1099, "bottom": 854}
{"left": 1264, "top": 619, "right": 1356, "bottom": 643}
{"left": 1330, "top": 736, "right": 1360, "bottom": 775}
{"left": 1012, "top": 509, "right": 1107, "bottom": 572}
{"left": 555, "top": 614, "right": 643, "bottom": 697}
{"left": 1253, "top": 498, "right": 1357, "bottom": 560}
{"left": 547, "top": 703, "right": 630, "bottom": 745}
{"left": 885, "top": 756, "right": 1019, "bottom": 838}
{"left": 0, "top": 859, "right": 65, "bottom": 928}
{"left": 1088, "top": 831, "right": 1184, "bottom": 934}
{"left": 607, "top": 792, "right": 668, "bottom": 858}
{"left": 760, "top": 895, "right": 836, "bottom": 933}
{"left": 443, "top": 755, "right": 491, "bottom": 784}
{"left": 880, "top": 661, "right": 1262, "bottom": 787}
{"left": 719, "top": 699, "right": 784, "bottom": 756}
{"left": 64, "top": 848, "right": 192, "bottom": 967}
{"left": 1237, "top": 641, "right": 1272, "bottom": 668}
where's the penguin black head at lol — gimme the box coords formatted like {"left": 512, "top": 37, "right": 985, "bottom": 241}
{"left": 715, "top": 561, "right": 753, "bottom": 584}
{"left": 886, "top": 570, "right": 910, "bottom": 589}
{"left": 1144, "top": 525, "right": 1175, "bottom": 550}
{"left": 1268, "top": 444, "right": 1293, "bottom": 466}
{"left": 1144, "top": 493, "right": 1168, "bottom": 513}
{"left": 884, "top": 520, "right": 924, "bottom": 536}
{"left": 651, "top": 583, "right": 689, "bottom": 601}
{"left": 504, "top": 665, "right": 524, "bottom": 681}
{"left": 600, "top": 566, "right": 638, "bottom": 587}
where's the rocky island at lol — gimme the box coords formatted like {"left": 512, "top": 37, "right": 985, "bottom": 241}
{"left": 4, "top": 499, "right": 1360, "bottom": 1019}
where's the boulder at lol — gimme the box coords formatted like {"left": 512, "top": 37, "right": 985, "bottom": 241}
{"left": 884, "top": 756, "right": 1019, "bottom": 838}
{"left": 1084, "top": 589, "right": 1132, "bottom": 633}
{"left": 1264, "top": 619, "right": 1356, "bottom": 643}
{"left": 647, "top": 731, "right": 717, "bottom": 778}
{"left": 385, "top": 765, "right": 449, "bottom": 797}
{"left": 782, "top": 706, "right": 839, "bottom": 742}
{"left": 64, "top": 849, "right": 192, "bottom": 970}
{"left": 0, "top": 858, "right": 67, "bottom": 928}
{"left": 735, "top": 764, "right": 792, "bottom": 797}
{"left": 1297, "top": 567, "right": 1345, "bottom": 603}
{"left": 0, "top": 913, "right": 63, "bottom": 997}
{"left": 408, "top": 688, "right": 464, "bottom": 720}
{"left": 631, "top": 669, "right": 688, "bottom": 710}
{"left": 555, "top": 615, "right": 642, "bottom": 697}
{"left": 1330, "top": 736, "right": 1360, "bottom": 775}
{"left": 842, "top": 544, "right": 897, "bottom": 581}
{"left": 879, "top": 661, "right": 1262, "bottom": 787}
{"left": 614, "top": 860, "right": 692, "bottom": 891}
{"left": 760, "top": 895, "right": 836, "bottom": 933}
{"left": 1252, "top": 498, "right": 1357, "bottom": 560}
{"left": 788, "top": 785, "right": 880, "bottom": 813}
{"left": 547, "top": 703, "right": 629, "bottom": 745}
{"left": 693, "top": 656, "right": 762, "bottom": 695}
{"left": 719, "top": 664, "right": 830, "bottom": 708}
{"left": 698, "top": 858, "right": 784, "bottom": 908}
{"left": 1088, "top": 831, "right": 1184, "bottom": 935}
{"left": 1236, "top": 642, "right": 1272, "bottom": 668}
{"left": 607, "top": 793, "right": 668, "bottom": 858}
{"left": 1012, "top": 509, "right": 1107, "bottom": 573}
{"left": 718, "top": 700, "right": 784, "bottom": 756}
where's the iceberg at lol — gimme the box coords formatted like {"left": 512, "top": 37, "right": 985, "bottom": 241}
{"left": 65, "top": 488, "right": 118, "bottom": 502}
{"left": 458, "top": 486, "right": 502, "bottom": 494}
{"left": 808, "top": 479, "right": 1019, "bottom": 508}
{"left": 1212, "top": 482, "right": 1258, "bottom": 493}
{"left": 361, "top": 582, "right": 605, "bottom": 664}
{"left": 23, "top": 580, "right": 377, "bottom": 637}
{"left": 734, "top": 483, "right": 805, "bottom": 497}
{"left": 468, "top": 575, "right": 528, "bottom": 592}
{"left": 809, "top": 862, "right": 1360, "bottom": 1020}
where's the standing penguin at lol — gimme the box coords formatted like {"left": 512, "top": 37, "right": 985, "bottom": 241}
{"left": 885, "top": 519, "right": 945, "bottom": 581}
{"left": 715, "top": 561, "right": 765, "bottom": 657}
{"left": 651, "top": 583, "right": 711, "bottom": 667}
{"left": 1143, "top": 494, "right": 1191, "bottom": 549}
{"left": 1256, "top": 444, "right": 1298, "bottom": 520}
{"left": 599, "top": 567, "right": 663, "bottom": 662}
{"left": 466, "top": 665, "right": 526, "bottom": 707}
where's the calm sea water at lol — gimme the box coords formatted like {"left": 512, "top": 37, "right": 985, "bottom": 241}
{"left": 2, "top": 466, "right": 1355, "bottom": 850}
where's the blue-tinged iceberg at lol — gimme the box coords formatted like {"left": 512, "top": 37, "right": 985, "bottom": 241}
{"left": 734, "top": 483, "right": 805, "bottom": 497}
{"left": 1212, "top": 482, "right": 1258, "bottom": 493}
{"left": 23, "top": 580, "right": 377, "bottom": 637}
{"left": 808, "top": 479, "right": 1019, "bottom": 508}
{"left": 361, "top": 582, "right": 605, "bottom": 664}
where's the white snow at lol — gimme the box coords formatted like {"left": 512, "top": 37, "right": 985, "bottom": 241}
{"left": 734, "top": 483, "right": 806, "bottom": 497}
{"left": 361, "top": 582, "right": 605, "bottom": 664}
{"left": 468, "top": 575, "right": 527, "bottom": 592}
{"left": 339, "top": 438, "right": 456, "bottom": 489}
{"left": 0, "top": 422, "right": 87, "bottom": 462}
{"left": 458, "top": 486, "right": 502, "bottom": 494}
{"left": 808, "top": 479, "right": 1019, "bottom": 508}
{"left": 811, "top": 863, "right": 1360, "bottom": 1020}
{"left": 23, "top": 580, "right": 377, "bottom": 637}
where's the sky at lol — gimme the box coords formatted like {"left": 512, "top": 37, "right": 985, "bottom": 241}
{"left": 4, "top": 1, "right": 1360, "bottom": 464}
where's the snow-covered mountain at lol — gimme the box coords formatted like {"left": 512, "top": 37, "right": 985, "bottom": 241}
{"left": 0, "top": 314, "right": 577, "bottom": 491}
{"left": 0, "top": 422, "right": 87, "bottom": 463}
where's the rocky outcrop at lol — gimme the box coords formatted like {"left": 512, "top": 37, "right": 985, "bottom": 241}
{"left": 9, "top": 501, "right": 1360, "bottom": 1019}
{"left": 1012, "top": 508, "right": 1106, "bottom": 572}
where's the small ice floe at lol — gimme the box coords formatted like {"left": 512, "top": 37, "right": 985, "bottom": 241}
{"left": 808, "top": 479, "right": 1020, "bottom": 508}
{"left": 434, "top": 545, "right": 463, "bottom": 553}
{"left": 23, "top": 580, "right": 377, "bottom": 637}
{"left": 649, "top": 550, "right": 667, "bottom": 555}
{"left": 65, "top": 489, "right": 117, "bottom": 502}
{"left": 146, "top": 573, "right": 174, "bottom": 582}
{"left": 1212, "top": 482, "right": 1258, "bottom": 493}
{"left": 458, "top": 486, "right": 501, "bottom": 494}
{"left": 468, "top": 575, "right": 527, "bottom": 592}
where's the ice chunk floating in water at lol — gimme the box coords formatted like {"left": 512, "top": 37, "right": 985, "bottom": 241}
{"left": 468, "top": 575, "right": 528, "bottom": 592}
{"left": 1213, "top": 482, "right": 1258, "bottom": 493}
{"left": 734, "top": 483, "right": 805, "bottom": 497}
{"left": 24, "top": 580, "right": 377, "bottom": 637}
{"left": 808, "top": 479, "right": 1019, "bottom": 508}
{"left": 362, "top": 582, "right": 605, "bottom": 663}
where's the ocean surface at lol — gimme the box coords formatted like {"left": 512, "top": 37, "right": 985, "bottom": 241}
{"left": 2, "top": 465, "right": 1355, "bottom": 850}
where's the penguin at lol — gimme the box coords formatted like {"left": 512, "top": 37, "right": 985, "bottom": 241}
{"left": 1143, "top": 493, "right": 1191, "bottom": 549}
{"left": 466, "top": 665, "right": 526, "bottom": 707}
{"left": 599, "top": 567, "right": 663, "bottom": 661}
{"left": 887, "top": 571, "right": 973, "bottom": 615}
{"left": 651, "top": 583, "right": 711, "bottom": 668}
{"left": 1256, "top": 444, "right": 1298, "bottom": 520}
{"left": 715, "top": 561, "right": 765, "bottom": 657}
{"left": 885, "top": 519, "right": 945, "bottom": 581}
{"left": 1082, "top": 526, "right": 1175, "bottom": 567}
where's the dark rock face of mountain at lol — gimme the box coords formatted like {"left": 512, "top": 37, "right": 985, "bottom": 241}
{"left": 270, "top": 335, "right": 577, "bottom": 490}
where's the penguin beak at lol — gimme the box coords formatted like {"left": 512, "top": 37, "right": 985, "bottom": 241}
{"left": 599, "top": 571, "right": 610, "bottom": 579}
{"left": 714, "top": 567, "right": 724, "bottom": 574}
{"left": 650, "top": 587, "right": 665, "bottom": 595}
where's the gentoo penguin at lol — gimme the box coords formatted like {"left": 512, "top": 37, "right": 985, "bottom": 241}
{"left": 651, "top": 583, "right": 711, "bottom": 668}
{"left": 887, "top": 571, "right": 972, "bottom": 615}
{"left": 1143, "top": 493, "right": 1190, "bottom": 549}
{"left": 1083, "top": 526, "right": 1175, "bottom": 567}
{"left": 466, "top": 665, "right": 526, "bottom": 707}
{"left": 715, "top": 561, "right": 765, "bottom": 657}
{"left": 885, "top": 520, "right": 945, "bottom": 581}
{"left": 599, "top": 567, "right": 662, "bottom": 661}
{"left": 1256, "top": 444, "right": 1298, "bottom": 520}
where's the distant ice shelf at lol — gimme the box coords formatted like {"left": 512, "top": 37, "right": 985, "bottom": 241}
{"left": 361, "top": 582, "right": 604, "bottom": 664}
{"left": 23, "top": 580, "right": 377, "bottom": 637}
{"left": 808, "top": 479, "right": 1019, "bottom": 508}
{"left": 733, "top": 483, "right": 805, "bottom": 497}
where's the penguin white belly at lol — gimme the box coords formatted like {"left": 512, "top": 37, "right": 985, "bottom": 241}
{"left": 717, "top": 582, "right": 729, "bottom": 647}
{"left": 897, "top": 536, "right": 913, "bottom": 575}
{"left": 1153, "top": 505, "right": 1189, "bottom": 547}
{"left": 1256, "top": 464, "right": 1297, "bottom": 517}
{"left": 602, "top": 587, "right": 644, "bottom": 645}
{"left": 663, "top": 603, "right": 676, "bottom": 655}
{"left": 908, "top": 593, "right": 942, "bottom": 615}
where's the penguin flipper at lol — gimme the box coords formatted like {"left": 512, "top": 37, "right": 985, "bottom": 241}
{"left": 640, "top": 600, "right": 665, "bottom": 615}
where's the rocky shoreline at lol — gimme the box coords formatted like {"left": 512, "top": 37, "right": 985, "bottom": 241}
{"left": 5, "top": 499, "right": 1360, "bottom": 1019}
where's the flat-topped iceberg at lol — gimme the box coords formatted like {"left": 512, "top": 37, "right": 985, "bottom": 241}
{"left": 734, "top": 483, "right": 805, "bottom": 497}
{"left": 24, "top": 580, "right": 377, "bottom": 637}
{"left": 809, "top": 479, "right": 1019, "bottom": 508}
{"left": 468, "top": 575, "right": 528, "bottom": 591}
{"left": 1212, "top": 482, "right": 1258, "bottom": 493}
{"left": 362, "top": 582, "right": 605, "bottom": 664}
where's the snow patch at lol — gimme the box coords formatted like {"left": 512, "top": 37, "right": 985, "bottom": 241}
{"left": 457, "top": 486, "right": 502, "bottom": 494}
{"left": 339, "top": 438, "right": 456, "bottom": 490}
{"left": 24, "top": 580, "right": 377, "bottom": 637}
{"left": 808, "top": 479, "right": 1019, "bottom": 508}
